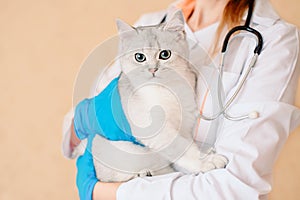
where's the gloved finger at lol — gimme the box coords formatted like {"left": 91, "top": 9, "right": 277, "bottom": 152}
{"left": 76, "top": 148, "right": 98, "bottom": 200}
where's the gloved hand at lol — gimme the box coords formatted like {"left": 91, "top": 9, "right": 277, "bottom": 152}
{"left": 74, "top": 77, "right": 142, "bottom": 199}
{"left": 73, "top": 77, "right": 138, "bottom": 143}
{"left": 76, "top": 141, "right": 98, "bottom": 200}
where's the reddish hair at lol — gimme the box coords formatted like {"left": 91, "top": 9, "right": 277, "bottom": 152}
{"left": 212, "top": 0, "right": 254, "bottom": 55}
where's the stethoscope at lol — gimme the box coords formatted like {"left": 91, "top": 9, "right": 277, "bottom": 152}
{"left": 161, "top": 0, "right": 263, "bottom": 121}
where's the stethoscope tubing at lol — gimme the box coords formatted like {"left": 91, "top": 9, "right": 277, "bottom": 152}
{"left": 198, "top": 0, "right": 263, "bottom": 121}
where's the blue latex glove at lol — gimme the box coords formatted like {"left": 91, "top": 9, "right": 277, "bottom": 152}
{"left": 75, "top": 77, "right": 142, "bottom": 199}
{"left": 76, "top": 136, "right": 98, "bottom": 200}
{"left": 73, "top": 77, "right": 139, "bottom": 144}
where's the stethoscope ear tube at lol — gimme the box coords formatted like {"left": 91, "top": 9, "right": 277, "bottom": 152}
{"left": 221, "top": 0, "right": 263, "bottom": 55}
{"left": 221, "top": 26, "right": 263, "bottom": 55}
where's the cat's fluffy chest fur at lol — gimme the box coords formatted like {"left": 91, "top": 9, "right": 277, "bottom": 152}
{"left": 118, "top": 68, "right": 198, "bottom": 147}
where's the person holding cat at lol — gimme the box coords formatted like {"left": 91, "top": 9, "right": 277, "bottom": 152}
{"left": 62, "top": 0, "right": 300, "bottom": 199}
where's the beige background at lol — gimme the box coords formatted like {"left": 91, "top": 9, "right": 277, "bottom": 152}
{"left": 0, "top": 0, "right": 299, "bottom": 199}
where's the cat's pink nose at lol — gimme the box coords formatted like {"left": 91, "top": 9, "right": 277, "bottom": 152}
{"left": 148, "top": 68, "right": 158, "bottom": 76}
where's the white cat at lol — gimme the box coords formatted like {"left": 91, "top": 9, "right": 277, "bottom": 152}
{"left": 91, "top": 10, "right": 228, "bottom": 182}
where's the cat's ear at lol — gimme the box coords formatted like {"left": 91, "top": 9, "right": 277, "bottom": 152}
{"left": 163, "top": 10, "right": 185, "bottom": 32}
{"left": 116, "top": 19, "right": 137, "bottom": 41}
{"left": 116, "top": 19, "right": 135, "bottom": 33}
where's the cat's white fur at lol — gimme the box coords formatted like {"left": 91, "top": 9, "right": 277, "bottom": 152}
{"left": 91, "top": 10, "right": 228, "bottom": 182}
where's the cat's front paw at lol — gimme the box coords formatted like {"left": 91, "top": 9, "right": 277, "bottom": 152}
{"left": 199, "top": 153, "right": 228, "bottom": 172}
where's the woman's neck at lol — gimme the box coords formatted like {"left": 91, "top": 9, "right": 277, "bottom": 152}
{"left": 187, "top": 0, "right": 229, "bottom": 32}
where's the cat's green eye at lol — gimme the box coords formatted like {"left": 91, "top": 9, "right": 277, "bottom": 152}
{"left": 159, "top": 50, "right": 171, "bottom": 60}
{"left": 135, "top": 53, "right": 146, "bottom": 62}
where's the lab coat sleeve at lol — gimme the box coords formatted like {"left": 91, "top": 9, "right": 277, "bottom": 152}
{"left": 117, "top": 102, "right": 300, "bottom": 200}
{"left": 116, "top": 21, "right": 300, "bottom": 199}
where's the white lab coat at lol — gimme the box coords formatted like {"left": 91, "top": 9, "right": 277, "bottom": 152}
{"left": 62, "top": 0, "right": 300, "bottom": 199}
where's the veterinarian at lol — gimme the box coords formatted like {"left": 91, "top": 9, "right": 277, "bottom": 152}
{"left": 62, "top": 0, "right": 300, "bottom": 199}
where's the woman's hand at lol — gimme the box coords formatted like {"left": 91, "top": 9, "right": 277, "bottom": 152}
{"left": 74, "top": 78, "right": 135, "bottom": 199}
{"left": 76, "top": 147, "right": 98, "bottom": 200}
{"left": 73, "top": 78, "right": 138, "bottom": 143}
{"left": 76, "top": 146, "right": 123, "bottom": 200}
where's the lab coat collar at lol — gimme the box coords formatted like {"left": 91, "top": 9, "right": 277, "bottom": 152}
{"left": 243, "top": 0, "right": 280, "bottom": 26}
{"left": 170, "top": 0, "right": 280, "bottom": 27}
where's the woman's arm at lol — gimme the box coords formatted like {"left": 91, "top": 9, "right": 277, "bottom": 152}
{"left": 70, "top": 119, "right": 81, "bottom": 151}
{"left": 116, "top": 103, "right": 299, "bottom": 199}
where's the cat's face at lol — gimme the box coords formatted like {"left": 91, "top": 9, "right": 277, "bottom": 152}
{"left": 117, "top": 11, "right": 191, "bottom": 80}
